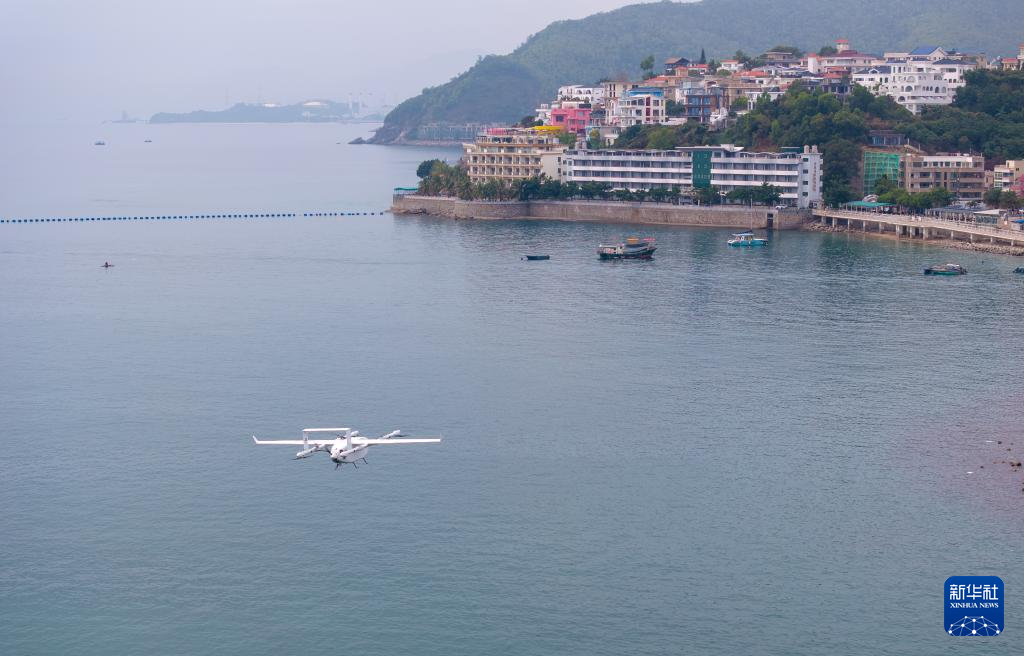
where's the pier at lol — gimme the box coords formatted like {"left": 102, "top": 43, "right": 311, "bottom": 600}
{"left": 811, "top": 208, "right": 1024, "bottom": 247}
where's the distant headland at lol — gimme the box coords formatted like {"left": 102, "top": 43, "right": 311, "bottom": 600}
{"left": 149, "top": 100, "right": 384, "bottom": 124}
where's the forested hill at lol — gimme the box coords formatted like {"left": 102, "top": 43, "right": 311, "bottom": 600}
{"left": 373, "top": 0, "right": 1024, "bottom": 143}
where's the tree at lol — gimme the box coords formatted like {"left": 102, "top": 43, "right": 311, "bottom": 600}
{"left": 417, "top": 161, "right": 470, "bottom": 197}
{"left": 727, "top": 187, "right": 755, "bottom": 205}
{"left": 516, "top": 115, "right": 542, "bottom": 128}
{"left": 753, "top": 182, "right": 782, "bottom": 205}
{"left": 1001, "top": 191, "right": 1021, "bottom": 210}
{"left": 730, "top": 96, "right": 750, "bottom": 113}
{"left": 416, "top": 159, "right": 441, "bottom": 179}
{"left": 818, "top": 45, "right": 838, "bottom": 56}
{"left": 647, "top": 126, "right": 677, "bottom": 150}
{"left": 699, "top": 48, "right": 706, "bottom": 65}
{"left": 640, "top": 55, "right": 655, "bottom": 79}
{"left": 984, "top": 188, "right": 1003, "bottom": 206}
{"left": 694, "top": 185, "right": 720, "bottom": 205}
{"left": 587, "top": 128, "right": 602, "bottom": 150}
{"left": 769, "top": 44, "right": 804, "bottom": 57}
{"left": 649, "top": 187, "right": 671, "bottom": 203}
{"left": 874, "top": 175, "right": 899, "bottom": 196}
{"left": 557, "top": 131, "right": 577, "bottom": 147}
{"left": 820, "top": 138, "right": 862, "bottom": 206}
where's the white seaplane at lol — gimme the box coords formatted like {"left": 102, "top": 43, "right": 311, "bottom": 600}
{"left": 252, "top": 427, "right": 441, "bottom": 470}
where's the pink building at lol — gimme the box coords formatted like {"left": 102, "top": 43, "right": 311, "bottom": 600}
{"left": 549, "top": 107, "right": 592, "bottom": 135}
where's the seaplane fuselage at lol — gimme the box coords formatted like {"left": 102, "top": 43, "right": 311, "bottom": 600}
{"left": 331, "top": 444, "right": 369, "bottom": 464}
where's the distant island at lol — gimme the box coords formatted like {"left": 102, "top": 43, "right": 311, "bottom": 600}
{"left": 149, "top": 100, "right": 383, "bottom": 124}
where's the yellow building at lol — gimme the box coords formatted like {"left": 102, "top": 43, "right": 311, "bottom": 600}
{"left": 464, "top": 127, "right": 566, "bottom": 183}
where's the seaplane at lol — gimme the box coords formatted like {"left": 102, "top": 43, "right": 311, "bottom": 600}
{"left": 251, "top": 427, "right": 441, "bottom": 470}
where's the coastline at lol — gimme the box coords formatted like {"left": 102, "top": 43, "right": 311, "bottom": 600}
{"left": 803, "top": 221, "right": 1024, "bottom": 256}
{"left": 391, "top": 195, "right": 807, "bottom": 229}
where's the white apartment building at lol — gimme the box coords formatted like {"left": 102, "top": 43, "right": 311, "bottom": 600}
{"left": 853, "top": 58, "right": 975, "bottom": 114}
{"left": 851, "top": 65, "right": 894, "bottom": 91}
{"left": 534, "top": 103, "right": 553, "bottom": 124}
{"left": 557, "top": 85, "right": 606, "bottom": 103}
{"left": 560, "top": 144, "right": 823, "bottom": 208}
{"left": 608, "top": 89, "right": 666, "bottom": 127}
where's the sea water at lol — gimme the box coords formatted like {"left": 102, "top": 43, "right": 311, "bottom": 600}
{"left": 1, "top": 122, "right": 1022, "bottom": 655}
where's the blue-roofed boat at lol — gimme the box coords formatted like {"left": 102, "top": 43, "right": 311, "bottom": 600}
{"left": 727, "top": 232, "right": 768, "bottom": 247}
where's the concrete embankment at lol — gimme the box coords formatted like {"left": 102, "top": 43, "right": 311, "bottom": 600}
{"left": 391, "top": 195, "right": 807, "bottom": 229}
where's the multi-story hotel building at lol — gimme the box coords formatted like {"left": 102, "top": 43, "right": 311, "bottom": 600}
{"left": 560, "top": 144, "right": 823, "bottom": 208}
{"left": 463, "top": 127, "right": 566, "bottom": 183}
{"left": 900, "top": 153, "right": 985, "bottom": 200}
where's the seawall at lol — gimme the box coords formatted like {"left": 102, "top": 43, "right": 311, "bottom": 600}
{"left": 391, "top": 195, "right": 808, "bottom": 229}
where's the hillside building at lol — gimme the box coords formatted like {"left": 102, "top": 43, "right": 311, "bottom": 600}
{"left": 862, "top": 151, "right": 902, "bottom": 197}
{"left": 994, "top": 160, "right": 1024, "bottom": 191}
{"left": 549, "top": 104, "right": 592, "bottom": 136}
{"left": 560, "top": 144, "right": 823, "bottom": 208}
{"left": 853, "top": 57, "right": 976, "bottom": 114}
{"left": 463, "top": 127, "right": 566, "bottom": 183}
{"left": 609, "top": 88, "right": 666, "bottom": 127}
{"left": 901, "top": 153, "right": 985, "bottom": 200}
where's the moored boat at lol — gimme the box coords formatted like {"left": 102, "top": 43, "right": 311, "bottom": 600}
{"left": 597, "top": 237, "right": 656, "bottom": 260}
{"left": 924, "top": 263, "right": 967, "bottom": 276}
{"left": 523, "top": 255, "right": 550, "bottom": 261}
{"left": 1014, "top": 266, "right": 1024, "bottom": 274}
{"left": 727, "top": 232, "right": 768, "bottom": 247}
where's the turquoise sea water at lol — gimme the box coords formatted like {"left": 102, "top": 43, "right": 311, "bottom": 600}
{"left": 1, "top": 123, "right": 1023, "bottom": 655}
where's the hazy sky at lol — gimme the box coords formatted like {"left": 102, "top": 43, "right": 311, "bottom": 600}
{"left": 0, "top": 0, "right": 664, "bottom": 123}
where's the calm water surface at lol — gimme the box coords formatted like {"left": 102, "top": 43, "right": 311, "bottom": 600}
{"left": 1, "top": 123, "right": 1022, "bottom": 655}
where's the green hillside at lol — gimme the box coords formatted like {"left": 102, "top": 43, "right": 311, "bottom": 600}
{"left": 374, "top": 0, "right": 1024, "bottom": 143}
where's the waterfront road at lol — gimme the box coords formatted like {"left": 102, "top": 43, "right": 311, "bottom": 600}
{"left": 812, "top": 208, "right": 1024, "bottom": 246}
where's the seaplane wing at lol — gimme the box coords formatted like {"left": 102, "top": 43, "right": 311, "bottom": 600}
{"left": 251, "top": 435, "right": 442, "bottom": 446}
{"left": 252, "top": 438, "right": 330, "bottom": 446}
{"left": 353, "top": 438, "right": 441, "bottom": 445}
